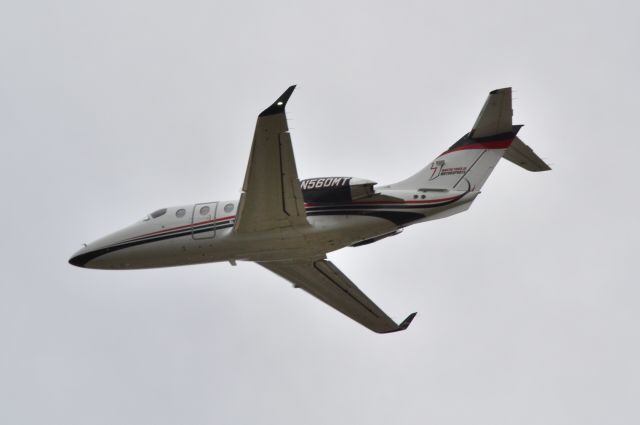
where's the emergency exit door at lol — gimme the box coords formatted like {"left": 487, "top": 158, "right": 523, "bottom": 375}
{"left": 192, "top": 202, "right": 217, "bottom": 239}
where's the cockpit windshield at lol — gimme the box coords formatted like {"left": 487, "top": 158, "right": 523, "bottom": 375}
{"left": 150, "top": 208, "right": 167, "bottom": 218}
{"left": 143, "top": 208, "right": 167, "bottom": 221}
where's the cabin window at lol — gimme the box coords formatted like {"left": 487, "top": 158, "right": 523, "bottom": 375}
{"left": 224, "top": 203, "right": 234, "bottom": 213}
{"left": 176, "top": 208, "right": 186, "bottom": 218}
{"left": 150, "top": 208, "right": 167, "bottom": 219}
{"left": 199, "top": 206, "right": 210, "bottom": 215}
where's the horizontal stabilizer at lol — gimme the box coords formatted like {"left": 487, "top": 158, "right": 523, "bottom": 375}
{"left": 504, "top": 136, "right": 551, "bottom": 172}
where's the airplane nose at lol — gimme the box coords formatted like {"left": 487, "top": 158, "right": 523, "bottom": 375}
{"left": 69, "top": 254, "right": 85, "bottom": 267}
{"left": 69, "top": 246, "right": 91, "bottom": 268}
{"left": 69, "top": 222, "right": 143, "bottom": 269}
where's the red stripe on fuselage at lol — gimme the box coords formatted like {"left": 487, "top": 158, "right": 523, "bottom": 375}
{"left": 439, "top": 139, "right": 513, "bottom": 157}
{"left": 126, "top": 215, "right": 236, "bottom": 242}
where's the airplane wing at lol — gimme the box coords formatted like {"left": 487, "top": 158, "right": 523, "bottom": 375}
{"left": 259, "top": 258, "right": 417, "bottom": 333}
{"left": 234, "top": 86, "right": 308, "bottom": 233}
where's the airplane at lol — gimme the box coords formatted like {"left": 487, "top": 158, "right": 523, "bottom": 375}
{"left": 69, "top": 86, "right": 550, "bottom": 333}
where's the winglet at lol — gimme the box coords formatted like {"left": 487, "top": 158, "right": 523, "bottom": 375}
{"left": 382, "top": 312, "right": 417, "bottom": 333}
{"left": 398, "top": 312, "right": 417, "bottom": 331}
{"left": 259, "top": 85, "right": 297, "bottom": 117}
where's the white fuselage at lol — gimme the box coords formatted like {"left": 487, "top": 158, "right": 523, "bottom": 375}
{"left": 70, "top": 188, "right": 477, "bottom": 269}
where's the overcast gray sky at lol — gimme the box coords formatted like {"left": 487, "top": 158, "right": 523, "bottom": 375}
{"left": 2, "top": 0, "right": 639, "bottom": 424}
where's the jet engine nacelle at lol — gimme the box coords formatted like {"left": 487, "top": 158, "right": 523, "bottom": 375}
{"left": 301, "top": 177, "right": 376, "bottom": 203}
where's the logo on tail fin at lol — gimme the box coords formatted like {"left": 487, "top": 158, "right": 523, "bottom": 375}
{"left": 429, "top": 160, "right": 467, "bottom": 180}
{"left": 429, "top": 160, "right": 445, "bottom": 180}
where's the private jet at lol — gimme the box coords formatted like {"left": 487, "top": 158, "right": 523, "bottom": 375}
{"left": 69, "top": 86, "right": 550, "bottom": 333}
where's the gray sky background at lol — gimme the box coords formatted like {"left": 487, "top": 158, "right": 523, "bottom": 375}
{"left": 2, "top": 0, "right": 639, "bottom": 424}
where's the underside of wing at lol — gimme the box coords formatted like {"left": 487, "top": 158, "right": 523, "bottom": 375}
{"left": 260, "top": 258, "right": 416, "bottom": 333}
{"left": 234, "top": 86, "right": 308, "bottom": 233}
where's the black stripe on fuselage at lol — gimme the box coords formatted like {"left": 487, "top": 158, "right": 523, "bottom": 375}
{"left": 306, "top": 192, "right": 465, "bottom": 212}
{"left": 305, "top": 191, "right": 467, "bottom": 225}
{"left": 70, "top": 222, "right": 235, "bottom": 267}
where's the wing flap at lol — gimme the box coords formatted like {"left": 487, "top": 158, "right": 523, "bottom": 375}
{"left": 260, "top": 259, "right": 416, "bottom": 333}
{"left": 279, "top": 131, "right": 307, "bottom": 218}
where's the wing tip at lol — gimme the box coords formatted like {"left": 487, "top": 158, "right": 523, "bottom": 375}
{"left": 259, "top": 85, "right": 297, "bottom": 117}
{"left": 398, "top": 312, "right": 417, "bottom": 331}
{"left": 489, "top": 86, "right": 512, "bottom": 95}
{"left": 379, "top": 312, "right": 417, "bottom": 333}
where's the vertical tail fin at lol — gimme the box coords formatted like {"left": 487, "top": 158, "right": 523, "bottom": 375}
{"left": 388, "top": 88, "right": 547, "bottom": 191}
{"left": 470, "top": 87, "right": 513, "bottom": 138}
